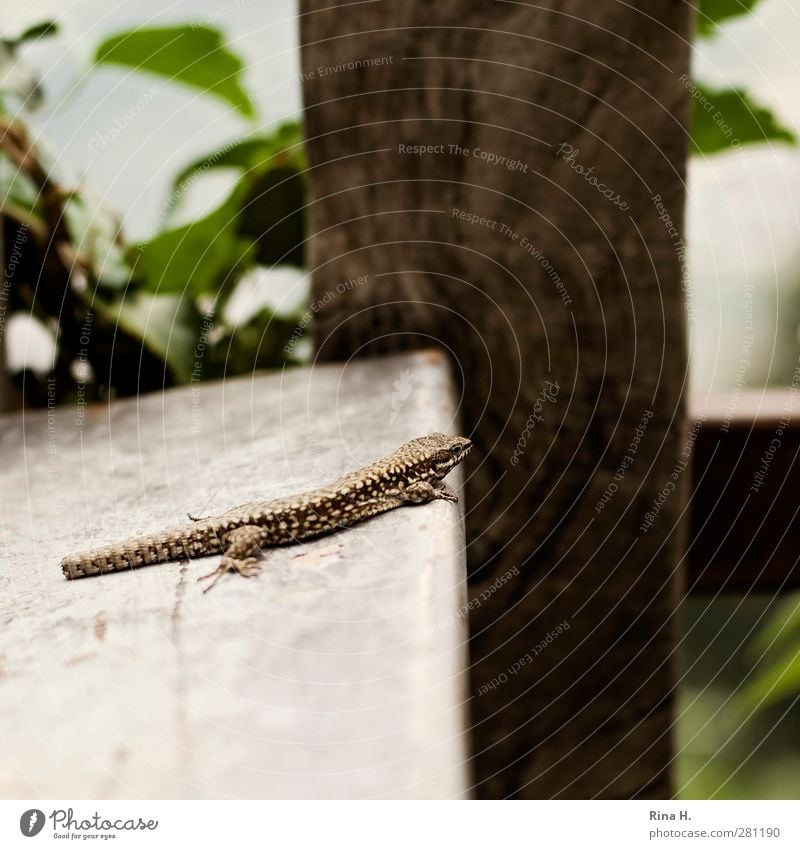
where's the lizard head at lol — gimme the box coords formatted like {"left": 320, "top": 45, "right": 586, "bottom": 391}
{"left": 404, "top": 432, "right": 472, "bottom": 481}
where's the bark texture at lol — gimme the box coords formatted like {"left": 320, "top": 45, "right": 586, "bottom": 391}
{"left": 300, "top": 0, "right": 691, "bottom": 798}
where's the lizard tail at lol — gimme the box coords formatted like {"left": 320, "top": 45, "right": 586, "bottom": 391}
{"left": 60, "top": 529, "right": 214, "bottom": 579}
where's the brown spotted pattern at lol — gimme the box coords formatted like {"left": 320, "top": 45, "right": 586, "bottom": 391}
{"left": 61, "top": 433, "right": 471, "bottom": 579}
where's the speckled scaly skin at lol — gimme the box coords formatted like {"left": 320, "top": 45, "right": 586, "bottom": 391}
{"left": 61, "top": 433, "right": 472, "bottom": 589}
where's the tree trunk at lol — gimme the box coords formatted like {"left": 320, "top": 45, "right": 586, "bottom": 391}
{"left": 300, "top": 0, "right": 691, "bottom": 798}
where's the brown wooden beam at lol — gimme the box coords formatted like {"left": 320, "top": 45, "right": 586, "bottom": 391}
{"left": 689, "top": 390, "right": 800, "bottom": 593}
{"left": 300, "top": 0, "right": 692, "bottom": 798}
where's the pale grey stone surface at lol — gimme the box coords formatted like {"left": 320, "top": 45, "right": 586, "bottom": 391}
{"left": 0, "top": 350, "right": 469, "bottom": 799}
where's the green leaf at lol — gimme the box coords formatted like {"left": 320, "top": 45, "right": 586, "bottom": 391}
{"left": 749, "top": 593, "right": 800, "bottom": 660}
{"left": 739, "top": 593, "right": 800, "bottom": 719}
{"left": 14, "top": 21, "right": 59, "bottom": 46}
{"left": 170, "top": 122, "right": 304, "bottom": 195}
{"left": 740, "top": 645, "right": 800, "bottom": 713}
{"left": 165, "top": 123, "right": 306, "bottom": 269}
{"left": 132, "top": 188, "right": 255, "bottom": 297}
{"left": 697, "top": 0, "right": 763, "bottom": 37}
{"left": 94, "top": 25, "right": 254, "bottom": 118}
{"left": 239, "top": 166, "right": 305, "bottom": 267}
{"left": 690, "top": 85, "right": 796, "bottom": 155}
{"left": 102, "top": 291, "right": 200, "bottom": 382}
{"left": 173, "top": 138, "right": 270, "bottom": 187}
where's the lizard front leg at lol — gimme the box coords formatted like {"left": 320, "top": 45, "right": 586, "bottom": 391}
{"left": 197, "top": 525, "right": 265, "bottom": 592}
{"left": 403, "top": 480, "right": 458, "bottom": 504}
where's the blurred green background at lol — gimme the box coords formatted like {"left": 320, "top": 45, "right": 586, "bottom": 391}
{"left": 679, "top": 593, "right": 800, "bottom": 798}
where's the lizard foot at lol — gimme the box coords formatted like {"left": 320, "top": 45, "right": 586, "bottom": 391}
{"left": 197, "top": 556, "right": 261, "bottom": 593}
{"left": 433, "top": 482, "right": 459, "bottom": 503}
{"left": 196, "top": 525, "right": 265, "bottom": 593}
{"left": 404, "top": 480, "right": 459, "bottom": 504}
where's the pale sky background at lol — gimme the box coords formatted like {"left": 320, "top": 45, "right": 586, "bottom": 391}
{"left": 689, "top": 0, "right": 800, "bottom": 393}
{"left": 4, "top": 0, "right": 800, "bottom": 391}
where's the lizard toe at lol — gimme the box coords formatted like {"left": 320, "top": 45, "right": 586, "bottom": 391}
{"left": 234, "top": 557, "right": 261, "bottom": 577}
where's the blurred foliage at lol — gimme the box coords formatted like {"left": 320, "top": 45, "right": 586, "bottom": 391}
{"left": 739, "top": 594, "right": 800, "bottom": 713}
{"left": 696, "top": 0, "right": 762, "bottom": 37}
{"left": 2, "top": 8, "right": 795, "bottom": 406}
{"left": 691, "top": 85, "right": 796, "bottom": 155}
{"left": 691, "top": 0, "right": 796, "bottom": 155}
{"left": 0, "top": 21, "right": 58, "bottom": 110}
{"left": 678, "top": 595, "right": 800, "bottom": 799}
{"left": 94, "top": 26, "right": 255, "bottom": 118}
{"left": 1, "top": 21, "right": 306, "bottom": 407}
{"left": 134, "top": 186, "right": 258, "bottom": 298}
{"left": 690, "top": 4, "right": 800, "bottom": 736}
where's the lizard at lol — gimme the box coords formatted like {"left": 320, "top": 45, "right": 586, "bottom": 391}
{"left": 60, "top": 432, "right": 472, "bottom": 591}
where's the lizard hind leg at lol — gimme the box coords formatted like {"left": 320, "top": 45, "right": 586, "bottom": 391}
{"left": 197, "top": 525, "right": 265, "bottom": 593}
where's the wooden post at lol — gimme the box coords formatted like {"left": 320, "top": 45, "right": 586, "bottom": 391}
{"left": 301, "top": 1, "right": 691, "bottom": 797}
{"left": 689, "top": 392, "right": 800, "bottom": 593}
